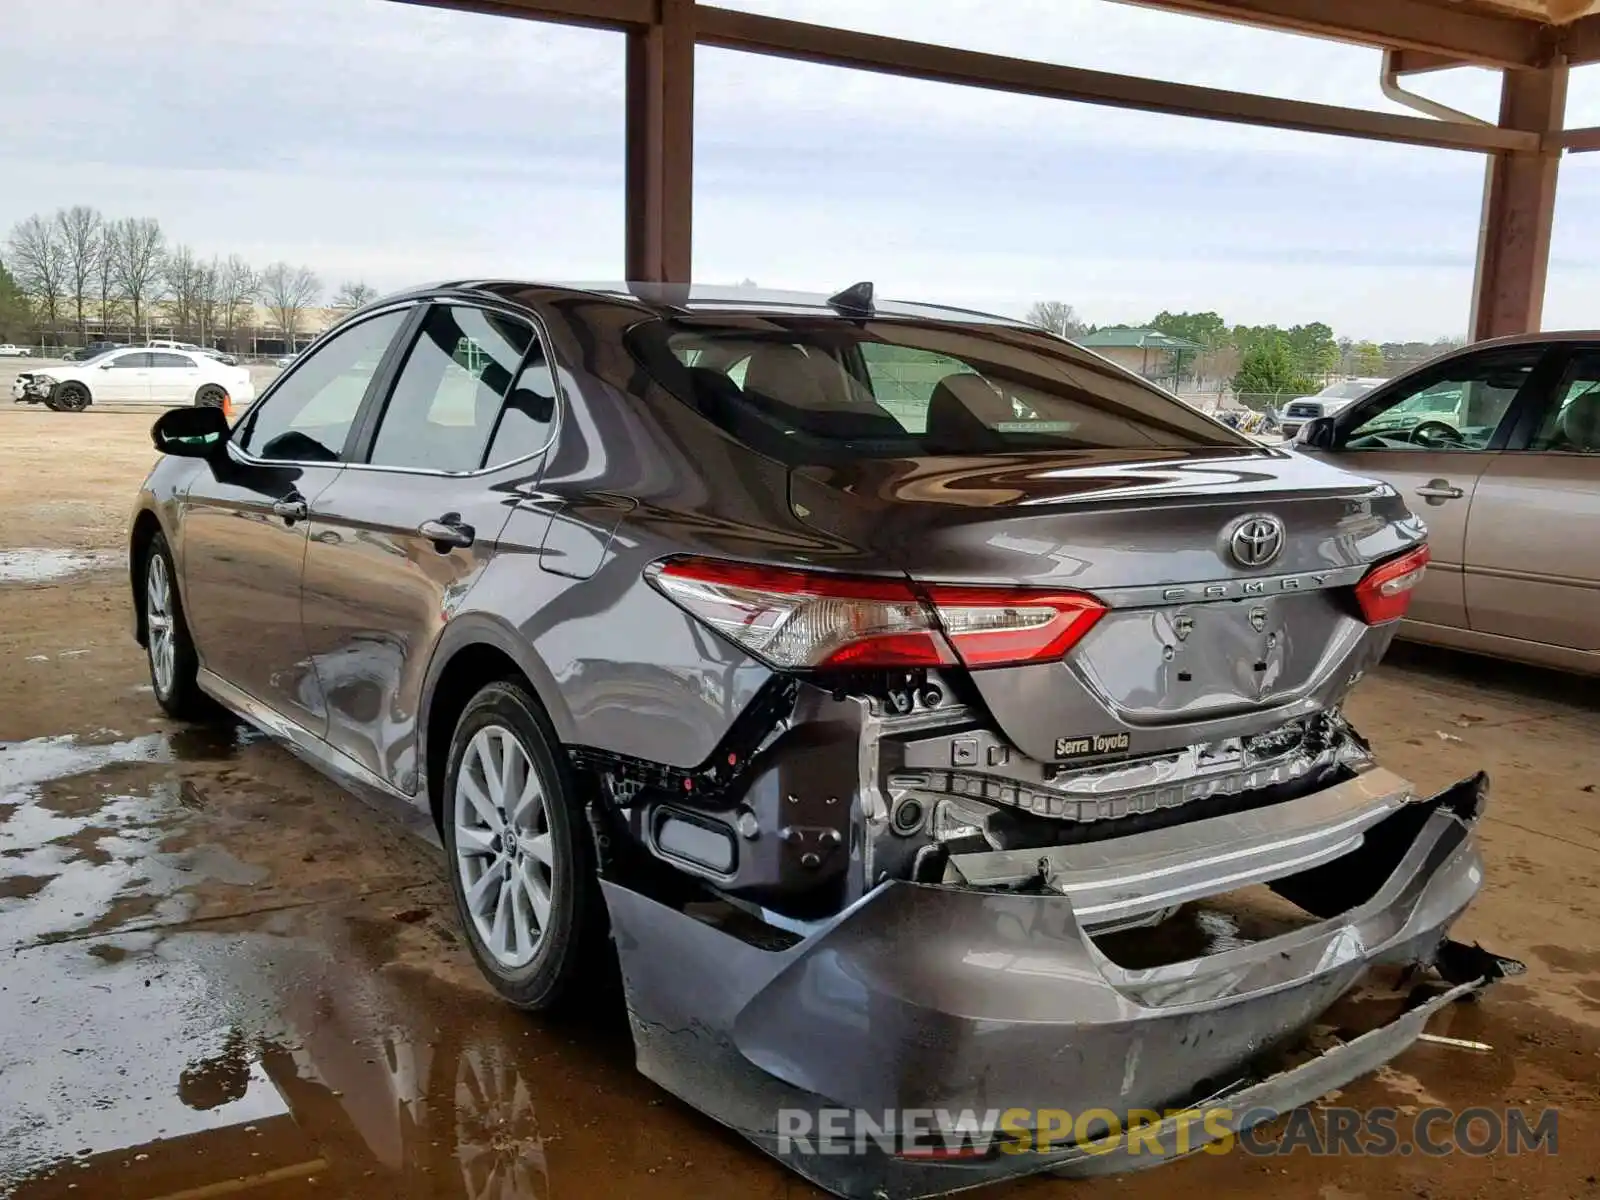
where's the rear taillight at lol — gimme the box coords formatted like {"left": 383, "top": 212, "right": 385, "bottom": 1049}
{"left": 648, "top": 558, "right": 1106, "bottom": 671}
{"left": 1354, "top": 544, "right": 1430, "bottom": 624}
{"left": 923, "top": 585, "right": 1106, "bottom": 668}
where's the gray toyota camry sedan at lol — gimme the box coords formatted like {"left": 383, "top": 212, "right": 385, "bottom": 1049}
{"left": 128, "top": 281, "right": 1507, "bottom": 1197}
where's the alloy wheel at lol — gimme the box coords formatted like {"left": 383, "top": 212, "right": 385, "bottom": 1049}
{"left": 146, "top": 552, "right": 176, "bottom": 698}
{"left": 453, "top": 725, "right": 555, "bottom": 970}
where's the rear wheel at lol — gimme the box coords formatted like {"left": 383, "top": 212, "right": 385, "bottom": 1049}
{"left": 143, "top": 533, "right": 206, "bottom": 719}
{"left": 195, "top": 384, "right": 227, "bottom": 409}
{"left": 50, "top": 381, "right": 91, "bottom": 412}
{"left": 442, "top": 681, "right": 606, "bottom": 1011}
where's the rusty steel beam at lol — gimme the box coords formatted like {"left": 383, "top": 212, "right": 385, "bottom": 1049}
{"left": 1111, "top": 0, "right": 1549, "bottom": 67}
{"left": 392, "top": 0, "right": 654, "bottom": 31}
{"left": 1471, "top": 63, "right": 1569, "bottom": 340}
{"left": 695, "top": 6, "right": 1538, "bottom": 153}
{"left": 1559, "top": 125, "right": 1600, "bottom": 152}
{"left": 625, "top": 0, "right": 695, "bottom": 282}
{"left": 1558, "top": 11, "right": 1600, "bottom": 61}
{"left": 1389, "top": 48, "right": 1469, "bottom": 74}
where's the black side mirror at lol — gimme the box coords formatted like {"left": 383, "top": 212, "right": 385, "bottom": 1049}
{"left": 152, "top": 405, "right": 230, "bottom": 457}
{"left": 1295, "top": 416, "right": 1337, "bottom": 451}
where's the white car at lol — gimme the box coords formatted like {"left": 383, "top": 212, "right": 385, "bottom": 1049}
{"left": 0, "top": 343, "right": 32, "bottom": 357}
{"left": 11, "top": 347, "right": 255, "bottom": 414}
{"left": 1279, "top": 377, "right": 1387, "bottom": 438}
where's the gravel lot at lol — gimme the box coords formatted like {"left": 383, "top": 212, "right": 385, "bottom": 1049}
{"left": 1, "top": 408, "right": 1597, "bottom": 1199}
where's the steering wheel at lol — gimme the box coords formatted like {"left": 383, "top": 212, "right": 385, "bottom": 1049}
{"left": 1408, "top": 420, "right": 1464, "bottom": 447}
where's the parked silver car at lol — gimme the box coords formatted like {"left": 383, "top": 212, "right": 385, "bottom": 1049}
{"left": 128, "top": 281, "right": 1505, "bottom": 1197}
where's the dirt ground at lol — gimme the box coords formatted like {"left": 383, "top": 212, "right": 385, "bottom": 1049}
{"left": 1, "top": 408, "right": 1597, "bottom": 1200}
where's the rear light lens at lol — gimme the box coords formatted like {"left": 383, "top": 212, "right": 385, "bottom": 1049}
{"left": 648, "top": 558, "right": 1106, "bottom": 671}
{"left": 924, "top": 585, "right": 1105, "bottom": 668}
{"left": 1354, "top": 544, "right": 1430, "bottom": 624}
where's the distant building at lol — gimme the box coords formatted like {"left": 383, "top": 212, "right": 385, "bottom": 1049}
{"left": 1078, "top": 328, "right": 1202, "bottom": 387}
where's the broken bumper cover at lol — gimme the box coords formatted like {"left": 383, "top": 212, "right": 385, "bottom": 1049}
{"left": 602, "top": 772, "right": 1491, "bottom": 1198}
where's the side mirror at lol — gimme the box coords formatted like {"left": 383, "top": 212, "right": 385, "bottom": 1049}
{"left": 152, "top": 405, "right": 230, "bottom": 457}
{"left": 1295, "top": 416, "right": 1337, "bottom": 451}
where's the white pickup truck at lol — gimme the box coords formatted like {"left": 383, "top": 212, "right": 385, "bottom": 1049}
{"left": 1279, "top": 377, "right": 1386, "bottom": 439}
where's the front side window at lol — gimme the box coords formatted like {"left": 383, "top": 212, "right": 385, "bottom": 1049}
{"left": 627, "top": 316, "right": 1247, "bottom": 465}
{"left": 1529, "top": 353, "right": 1600, "bottom": 453}
{"left": 107, "top": 351, "right": 151, "bottom": 369}
{"left": 367, "top": 306, "right": 534, "bottom": 472}
{"left": 236, "top": 310, "right": 406, "bottom": 462}
{"left": 1343, "top": 351, "right": 1541, "bottom": 452}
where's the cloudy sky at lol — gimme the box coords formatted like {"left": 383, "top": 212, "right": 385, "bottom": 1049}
{"left": 4, "top": 0, "right": 1600, "bottom": 340}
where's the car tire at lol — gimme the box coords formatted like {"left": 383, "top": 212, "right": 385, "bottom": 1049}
{"left": 195, "top": 384, "right": 227, "bottom": 409}
{"left": 142, "top": 532, "right": 207, "bottom": 720}
{"left": 50, "top": 382, "right": 91, "bottom": 412}
{"left": 442, "top": 681, "right": 608, "bottom": 1012}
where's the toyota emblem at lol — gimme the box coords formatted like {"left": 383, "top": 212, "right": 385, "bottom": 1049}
{"left": 1228, "top": 515, "right": 1285, "bottom": 569}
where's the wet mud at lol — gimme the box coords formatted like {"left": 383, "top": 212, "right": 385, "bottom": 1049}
{"left": 2, "top": 411, "right": 1599, "bottom": 1200}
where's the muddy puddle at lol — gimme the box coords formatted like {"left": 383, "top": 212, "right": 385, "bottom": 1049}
{"left": 0, "top": 904, "right": 780, "bottom": 1200}
{"left": 0, "top": 727, "right": 270, "bottom": 948}
{"left": 0, "top": 548, "right": 120, "bottom": 584}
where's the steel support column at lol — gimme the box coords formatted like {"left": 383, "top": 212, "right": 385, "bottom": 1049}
{"left": 625, "top": 0, "right": 695, "bottom": 282}
{"left": 1470, "top": 62, "right": 1568, "bottom": 340}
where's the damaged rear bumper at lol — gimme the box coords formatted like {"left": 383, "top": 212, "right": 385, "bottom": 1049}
{"left": 601, "top": 771, "right": 1491, "bottom": 1199}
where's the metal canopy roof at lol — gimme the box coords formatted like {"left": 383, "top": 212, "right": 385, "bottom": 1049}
{"left": 396, "top": 0, "right": 1600, "bottom": 340}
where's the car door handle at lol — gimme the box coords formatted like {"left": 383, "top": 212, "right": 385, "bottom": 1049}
{"left": 272, "top": 495, "right": 308, "bottom": 523}
{"left": 1415, "top": 482, "right": 1465, "bottom": 501}
{"left": 419, "top": 514, "right": 475, "bottom": 550}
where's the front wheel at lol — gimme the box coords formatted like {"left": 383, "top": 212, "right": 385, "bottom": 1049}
{"left": 442, "top": 682, "right": 607, "bottom": 1011}
{"left": 195, "top": 384, "right": 227, "bottom": 409}
{"left": 49, "top": 382, "right": 91, "bottom": 412}
{"left": 143, "top": 533, "right": 206, "bottom": 719}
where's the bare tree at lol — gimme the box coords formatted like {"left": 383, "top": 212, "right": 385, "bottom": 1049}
{"left": 97, "top": 224, "right": 123, "bottom": 338}
{"left": 216, "top": 255, "right": 259, "bottom": 350}
{"left": 330, "top": 280, "right": 378, "bottom": 312}
{"left": 261, "top": 262, "right": 322, "bottom": 349}
{"left": 54, "top": 206, "right": 104, "bottom": 340}
{"left": 1024, "top": 300, "right": 1086, "bottom": 339}
{"left": 110, "top": 217, "right": 167, "bottom": 333}
{"left": 195, "top": 257, "right": 223, "bottom": 347}
{"left": 163, "top": 244, "right": 208, "bottom": 338}
{"left": 6, "top": 214, "right": 68, "bottom": 331}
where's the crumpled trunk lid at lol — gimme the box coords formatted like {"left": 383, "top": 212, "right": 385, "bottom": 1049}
{"left": 788, "top": 448, "right": 1424, "bottom": 762}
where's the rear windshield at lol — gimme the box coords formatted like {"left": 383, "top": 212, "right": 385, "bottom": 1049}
{"left": 626, "top": 316, "right": 1250, "bottom": 464}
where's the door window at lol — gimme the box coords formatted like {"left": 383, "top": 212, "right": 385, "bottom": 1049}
{"left": 366, "top": 306, "right": 537, "bottom": 472}
{"left": 106, "top": 351, "right": 152, "bottom": 369}
{"left": 149, "top": 351, "right": 197, "bottom": 369}
{"left": 236, "top": 310, "right": 407, "bottom": 463}
{"left": 1528, "top": 354, "right": 1600, "bottom": 454}
{"left": 1342, "top": 350, "right": 1541, "bottom": 452}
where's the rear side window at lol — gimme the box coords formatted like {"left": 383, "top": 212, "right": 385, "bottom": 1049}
{"left": 367, "top": 305, "right": 542, "bottom": 472}
{"left": 626, "top": 316, "right": 1246, "bottom": 465}
{"left": 150, "top": 352, "right": 196, "bottom": 369}
{"left": 484, "top": 341, "right": 558, "bottom": 467}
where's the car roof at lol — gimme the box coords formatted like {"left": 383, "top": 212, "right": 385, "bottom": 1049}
{"left": 367, "top": 279, "right": 1030, "bottom": 328}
